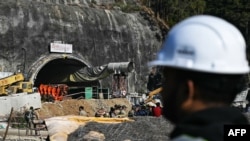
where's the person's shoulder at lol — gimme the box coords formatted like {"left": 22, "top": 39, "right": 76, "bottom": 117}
{"left": 24, "top": 110, "right": 30, "bottom": 116}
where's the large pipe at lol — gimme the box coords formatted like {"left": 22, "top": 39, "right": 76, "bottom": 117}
{"left": 69, "top": 62, "right": 135, "bottom": 82}
{"left": 107, "top": 62, "right": 135, "bottom": 73}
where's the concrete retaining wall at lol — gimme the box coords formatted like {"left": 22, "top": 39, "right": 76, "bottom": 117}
{"left": 0, "top": 93, "right": 41, "bottom": 115}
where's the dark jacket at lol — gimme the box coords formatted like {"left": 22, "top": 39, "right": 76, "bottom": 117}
{"left": 147, "top": 72, "right": 162, "bottom": 91}
{"left": 24, "top": 109, "right": 38, "bottom": 122}
{"left": 170, "top": 107, "right": 249, "bottom": 141}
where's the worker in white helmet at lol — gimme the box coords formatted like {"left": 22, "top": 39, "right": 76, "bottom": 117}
{"left": 148, "top": 15, "right": 250, "bottom": 141}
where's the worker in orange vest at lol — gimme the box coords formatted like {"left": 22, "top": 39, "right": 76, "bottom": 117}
{"left": 39, "top": 84, "right": 44, "bottom": 101}
{"left": 47, "top": 85, "right": 52, "bottom": 95}
{"left": 52, "top": 86, "right": 57, "bottom": 101}
{"left": 43, "top": 85, "right": 48, "bottom": 101}
{"left": 55, "top": 86, "right": 60, "bottom": 101}
{"left": 39, "top": 84, "right": 44, "bottom": 94}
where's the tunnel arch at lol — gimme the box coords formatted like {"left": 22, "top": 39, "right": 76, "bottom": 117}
{"left": 27, "top": 54, "right": 100, "bottom": 89}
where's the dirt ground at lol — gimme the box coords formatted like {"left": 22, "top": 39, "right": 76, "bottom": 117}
{"left": 37, "top": 98, "right": 132, "bottom": 119}
{"left": 0, "top": 98, "right": 133, "bottom": 141}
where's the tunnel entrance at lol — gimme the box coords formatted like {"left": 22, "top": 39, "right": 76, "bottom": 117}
{"left": 34, "top": 58, "right": 100, "bottom": 99}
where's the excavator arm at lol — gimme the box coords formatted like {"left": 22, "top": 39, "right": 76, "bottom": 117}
{"left": 144, "top": 87, "right": 162, "bottom": 103}
{"left": 0, "top": 73, "right": 33, "bottom": 95}
{"left": 0, "top": 73, "right": 25, "bottom": 95}
{"left": 0, "top": 73, "right": 24, "bottom": 87}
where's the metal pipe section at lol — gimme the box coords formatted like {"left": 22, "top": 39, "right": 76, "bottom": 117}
{"left": 107, "top": 62, "right": 135, "bottom": 73}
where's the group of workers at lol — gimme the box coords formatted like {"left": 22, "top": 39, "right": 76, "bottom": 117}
{"left": 38, "top": 84, "right": 68, "bottom": 101}
{"left": 78, "top": 104, "right": 129, "bottom": 118}
{"left": 93, "top": 105, "right": 128, "bottom": 118}
{"left": 109, "top": 104, "right": 128, "bottom": 118}
{"left": 127, "top": 102, "right": 162, "bottom": 117}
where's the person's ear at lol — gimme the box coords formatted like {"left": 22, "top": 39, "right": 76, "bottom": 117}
{"left": 181, "top": 80, "right": 195, "bottom": 110}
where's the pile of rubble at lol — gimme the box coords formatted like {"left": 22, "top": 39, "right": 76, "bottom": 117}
{"left": 38, "top": 98, "right": 132, "bottom": 118}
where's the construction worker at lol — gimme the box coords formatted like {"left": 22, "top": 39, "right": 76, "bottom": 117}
{"left": 39, "top": 84, "right": 44, "bottom": 94}
{"left": 147, "top": 67, "right": 162, "bottom": 92}
{"left": 47, "top": 85, "right": 52, "bottom": 96}
{"left": 39, "top": 84, "right": 45, "bottom": 101}
{"left": 148, "top": 15, "right": 250, "bottom": 141}
{"left": 57, "top": 85, "right": 64, "bottom": 101}
{"left": 51, "top": 86, "right": 57, "bottom": 100}
{"left": 79, "top": 106, "right": 88, "bottom": 116}
{"left": 24, "top": 106, "right": 39, "bottom": 135}
{"left": 43, "top": 84, "right": 48, "bottom": 101}
{"left": 152, "top": 102, "right": 162, "bottom": 117}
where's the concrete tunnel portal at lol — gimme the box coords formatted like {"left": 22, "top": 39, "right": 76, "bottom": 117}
{"left": 32, "top": 57, "right": 100, "bottom": 98}
{"left": 28, "top": 54, "right": 134, "bottom": 99}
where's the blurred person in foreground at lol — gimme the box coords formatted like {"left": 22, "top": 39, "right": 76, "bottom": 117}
{"left": 148, "top": 15, "right": 250, "bottom": 141}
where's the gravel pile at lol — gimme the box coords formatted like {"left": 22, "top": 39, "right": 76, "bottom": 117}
{"left": 2, "top": 112, "right": 250, "bottom": 141}
{"left": 68, "top": 113, "right": 250, "bottom": 141}
{"left": 68, "top": 116, "right": 173, "bottom": 141}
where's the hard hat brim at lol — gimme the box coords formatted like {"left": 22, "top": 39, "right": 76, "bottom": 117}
{"left": 148, "top": 60, "right": 250, "bottom": 74}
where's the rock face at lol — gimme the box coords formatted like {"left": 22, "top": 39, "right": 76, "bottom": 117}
{"left": 0, "top": 0, "right": 163, "bottom": 93}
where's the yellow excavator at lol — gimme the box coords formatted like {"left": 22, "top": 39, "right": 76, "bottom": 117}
{"left": 0, "top": 73, "right": 33, "bottom": 95}
{"left": 144, "top": 87, "right": 162, "bottom": 103}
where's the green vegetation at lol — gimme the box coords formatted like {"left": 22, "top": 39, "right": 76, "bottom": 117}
{"left": 141, "top": 0, "right": 205, "bottom": 27}
{"left": 141, "top": 0, "right": 250, "bottom": 59}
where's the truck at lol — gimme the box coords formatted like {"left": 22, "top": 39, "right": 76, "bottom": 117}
{"left": 0, "top": 73, "right": 33, "bottom": 95}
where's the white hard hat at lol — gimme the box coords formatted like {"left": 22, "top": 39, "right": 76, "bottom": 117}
{"left": 146, "top": 102, "right": 156, "bottom": 107}
{"left": 149, "top": 15, "right": 250, "bottom": 74}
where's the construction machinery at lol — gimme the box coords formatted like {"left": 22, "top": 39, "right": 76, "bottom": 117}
{"left": 144, "top": 87, "right": 162, "bottom": 104}
{"left": 145, "top": 86, "right": 250, "bottom": 111}
{"left": 68, "top": 62, "right": 135, "bottom": 82}
{"left": 40, "top": 61, "right": 135, "bottom": 100}
{"left": 0, "top": 73, "right": 33, "bottom": 95}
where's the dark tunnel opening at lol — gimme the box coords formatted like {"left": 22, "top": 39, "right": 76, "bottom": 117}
{"left": 34, "top": 58, "right": 100, "bottom": 99}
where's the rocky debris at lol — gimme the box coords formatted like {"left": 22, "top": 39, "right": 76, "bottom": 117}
{"left": 83, "top": 131, "right": 105, "bottom": 141}
{"left": 45, "top": 116, "right": 134, "bottom": 141}
{"left": 3, "top": 98, "right": 250, "bottom": 141}
{"left": 4, "top": 113, "right": 250, "bottom": 141}
{"left": 68, "top": 116, "right": 173, "bottom": 141}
